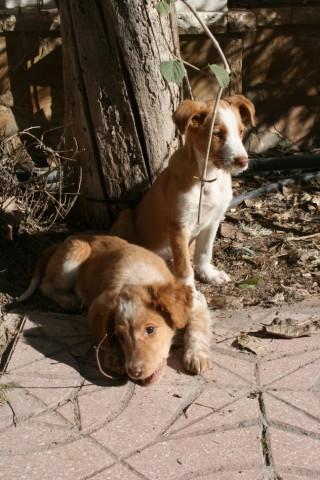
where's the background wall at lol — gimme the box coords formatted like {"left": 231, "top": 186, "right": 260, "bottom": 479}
{"left": 178, "top": 0, "right": 320, "bottom": 153}
{"left": 0, "top": 1, "right": 320, "bottom": 155}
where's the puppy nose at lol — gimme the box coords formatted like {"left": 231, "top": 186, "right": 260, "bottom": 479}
{"left": 234, "top": 156, "right": 248, "bottom": 168}
{"left": 128, "top": 366, "right": 144, "bottom": 379}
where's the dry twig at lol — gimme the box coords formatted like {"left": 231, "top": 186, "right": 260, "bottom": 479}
{"left": 0, "top": 129, "right": 81, "bottom": 235}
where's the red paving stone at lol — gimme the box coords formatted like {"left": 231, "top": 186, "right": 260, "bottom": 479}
{"left": 269, "top": 428, "right": 320, "bottom": 472}
{"left": 0, "top": 302, "right": 320, "bottom": 479}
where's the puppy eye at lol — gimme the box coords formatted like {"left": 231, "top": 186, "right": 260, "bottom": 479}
{"left": 145, "top": 326, "right": 155, "bottom": 336}
{"left": 117, "top": 332, "right": 124, "bottom": 342}
{"left": 213, "top": 130, "right": 224, "bottom": 138}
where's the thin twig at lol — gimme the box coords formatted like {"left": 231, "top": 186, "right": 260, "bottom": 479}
{"left": 180, "top": 0, "right": 230, "bottom": 74}
{"left": 94, "top": 332, "right": 124, "bottom": 381}
{"left": 179, "top": 1, "right": 231, "bottom": 224}
{"left": 197, "top": 87, "right": 223, "bottom": 223}
{"left": 94, "top": 333, "right": 115, "bottom": 380}
{"left": 287, "top": 232, "right": 320, "bottom": 241}
{"left": 0, "top": 128, "right": 81, "bottom": 233}
{"left": 177, "top": 57, "right": 213, "bottom": 79}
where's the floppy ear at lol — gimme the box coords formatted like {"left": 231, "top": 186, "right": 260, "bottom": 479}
{"left": 172, "top": 100, "right": 209, "bottom": 134}
{"left": 224, "top": 94, "right": 256, "bottom": 127}
{"left": 87, "top": 292, "right": 116, "bottom": 343}
{"left": 149, "top": 281, "right": 193, "bottom": 329}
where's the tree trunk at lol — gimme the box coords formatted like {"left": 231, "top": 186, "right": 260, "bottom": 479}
{"left": 60, "top": 0, "right": 181, "bottom": 228}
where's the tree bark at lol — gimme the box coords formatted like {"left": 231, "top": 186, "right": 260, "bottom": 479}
{"left": 60, "top": 0, "right": 181, "bottom": 228}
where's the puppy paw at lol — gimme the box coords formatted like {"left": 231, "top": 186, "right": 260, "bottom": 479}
{"left": 184, "top": 349, "right": 212, "bottom": 375}
{"left": 196, "top": 265, "right": 230, "bottom": 285}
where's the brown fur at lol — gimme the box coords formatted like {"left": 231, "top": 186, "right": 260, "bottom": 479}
{"left": 110, "top": 95, "right": 255, "bottom": 284}
{"left": 19, "top": 234, "right": 211, "bottom": 384}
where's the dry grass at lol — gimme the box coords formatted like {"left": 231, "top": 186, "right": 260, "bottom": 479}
{"left": 0, "top": 128, "right": 81, "bottom": 234}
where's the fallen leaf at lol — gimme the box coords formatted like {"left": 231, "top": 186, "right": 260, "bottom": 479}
{"left": 237, "top": 275, "right": 260, "bottom": 289}
{"left": 270, "top": 292, "right": 285, "bottom": 305}
{"left": 263, "top": 317, "right": 320, "bottom": 338}
{"left": 244, "top": 198, "right": 263, "bottom": 208}
{"left": 220, "top": 222, "right": 237, "bottom": 239}
{"left": 208, "top": 294, "right": 227, "bottom": 309}
{"left": 310, "top": 195, "right": 320, "bottom": 208}
{"left": 235, "top": 333, "right": 270, "bottom": 355}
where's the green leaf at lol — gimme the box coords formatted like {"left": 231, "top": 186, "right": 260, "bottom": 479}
{"left": 157, "top": 0, "right": 172, "bottom": 15}
{"left": 208, "top": 64, "right": 230, "bottom": 88}
{"left": 237, "top": 275, "right": 260, "bottom": 290}
{"left": 160, "top": 60, "right": 185, "bottom": 84}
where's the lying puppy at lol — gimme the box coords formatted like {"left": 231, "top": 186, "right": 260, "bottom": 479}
{"left": 18, "top": 235, "right": 212, "bottom": 385}
{"left": 110, "top": 95, "right": 255, "bottom": 286}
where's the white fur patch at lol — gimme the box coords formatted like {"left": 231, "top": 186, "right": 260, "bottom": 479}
{"left": 177, "top": 152, "right": 232, "bottom": 238}
{"left": 63, "top": 259, "right": 80, "bottom": 274}
{"left": 17, "top": 276, "right": 40, "bottom": 302}
{"left": 218, "top": 106, "right": 248, "bottom": 162}
{"left": 118, "top": 297, "right": 135, "bottom": 320}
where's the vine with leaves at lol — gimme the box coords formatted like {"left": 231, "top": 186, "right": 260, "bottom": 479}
{"left": 157, "top": 0, "right": 231, "bottom": 223}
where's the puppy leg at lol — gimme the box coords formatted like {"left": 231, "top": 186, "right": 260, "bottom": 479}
{"left": 184, "top": 291, "right": 212, "bottom": 374}
{"left": 40, "top": 282, "right": 80, "bottom": 311}
{"left": 194, "top": 220, "right": 230, "bottom": 285}
{"left": 169, "top": 224, "right": 194, "bottom": 287}
{"left": 40, "top": 239, "right": 91, "bottom": 310}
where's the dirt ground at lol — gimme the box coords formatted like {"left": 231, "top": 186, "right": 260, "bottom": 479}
{"left": 199, "top": 173, "right": 320, "bottom": 309}
{"left": 0, "top": 173, "right": 319, "bottom": 313}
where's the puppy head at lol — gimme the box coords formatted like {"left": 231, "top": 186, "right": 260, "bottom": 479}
{"left": 114, "top": 281, "right": 192, "bottom": 385}
{"left": 172, "top": 95, "right": 255, "bottom": 175}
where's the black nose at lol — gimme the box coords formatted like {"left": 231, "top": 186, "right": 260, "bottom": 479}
{"left": 128, "top": 366, "right": 144, "bottom": 378}
{"left": 234, "top": 156, "right": 248, "bottom": 168}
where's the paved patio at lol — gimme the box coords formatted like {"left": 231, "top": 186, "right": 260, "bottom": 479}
{"left": 0, "top": 299, "right": 319, "bottom": 480}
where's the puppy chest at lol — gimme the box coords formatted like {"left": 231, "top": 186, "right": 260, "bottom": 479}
{"left": 178, "top": 177, "right": 232, "bottom": 231}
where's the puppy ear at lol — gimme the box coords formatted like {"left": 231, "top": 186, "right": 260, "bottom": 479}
{"left": 149, "top": 281, "right": 193, "bottom": 329}
{"left": 224, "top": 94, "right": 256, "bottom": 127}
{"left": 172, "top": 100, "right": 209, "bottom": 134}
{"left": 87, "top": 292, "right": 115, "bottom": 343}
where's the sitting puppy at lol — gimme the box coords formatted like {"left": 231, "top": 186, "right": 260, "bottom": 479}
{"left": 18, "top": 235, "right": 212, "bottom": 385}
{"left": 110, "top": 95, "right": 255, "bottom": 286}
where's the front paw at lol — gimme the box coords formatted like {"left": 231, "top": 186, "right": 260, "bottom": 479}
{"left": 184, "top": 349, "right": 212, "bottom": 374}
{"left": 196, "top": 264, "right": 231, "bottom": 285}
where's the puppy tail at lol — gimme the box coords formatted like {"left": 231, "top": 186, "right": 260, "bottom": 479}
{"left": 16, "top": 244, "right": 58, "bottom": 302}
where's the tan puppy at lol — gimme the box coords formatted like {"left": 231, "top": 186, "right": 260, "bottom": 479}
{"left": 18, "top": 235, "right": 212, "bottom": 385}
{"left": 110, "top": 95, "right": 255, "bottom": 287}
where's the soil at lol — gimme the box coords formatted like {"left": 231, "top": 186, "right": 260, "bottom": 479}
{"left": 0, "top": 173, "right": 319, "bottom": 314}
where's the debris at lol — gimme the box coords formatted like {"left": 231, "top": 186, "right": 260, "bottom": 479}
{"left": 239, "top": 222, "right": 273, "bottom": 237}
{"left": 220, "top": 222, "right": 237, "bottom": 239}
{"left": 263, "top": 317, "right": 320, "bottom": 338}
{"left": 235, "top": 333, "right": 270, "bottom": 355}
{"left": 269, "top": 292, "right": 285, "bottom": 305}
{"left": 0, "top": 383, "right": 13, "bottom": 404}
{"left": 282, "top": 286, "right": 311, "bottom": 302}
{"left": 287, "top": 232, "right": 320, "bottom": 242}
{"left": 244, "top": 198, "right": 263, "bottom": 208}
{"left": 237, "top": 275, "right": 260, "bottom": 289}
{"left": 208, "top": 294, "right": 227, "bottom": 309}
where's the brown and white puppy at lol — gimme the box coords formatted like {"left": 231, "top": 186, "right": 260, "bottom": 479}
{"left": 110, "top": 95, "right": 255, "bottom": 287}
{"left": 18, "top": 235, "right": 212, "bottom": 385}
